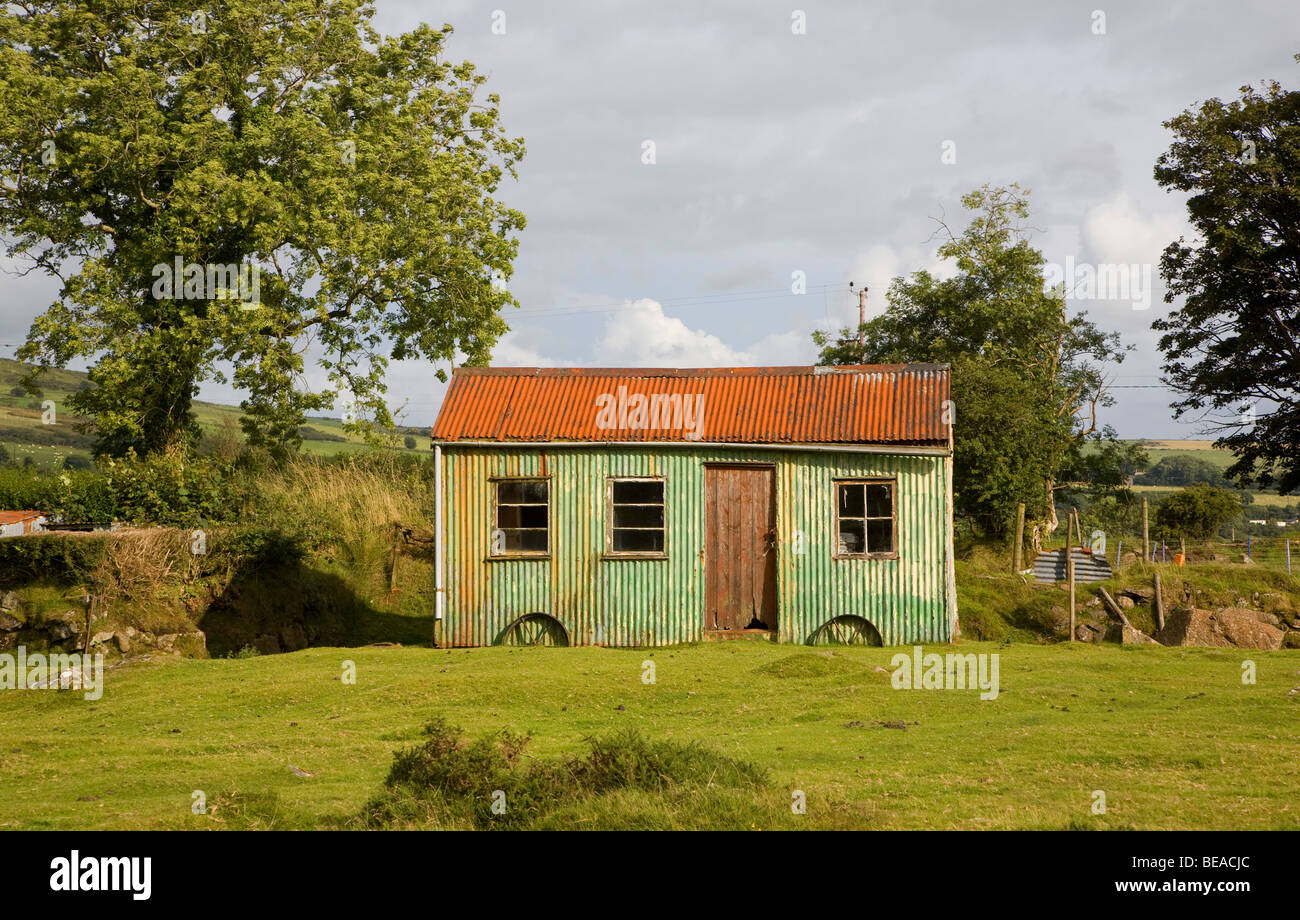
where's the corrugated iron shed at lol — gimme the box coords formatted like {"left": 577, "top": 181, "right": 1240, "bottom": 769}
{"left": 431, "top": 364, "right": 951, "bottom": 445}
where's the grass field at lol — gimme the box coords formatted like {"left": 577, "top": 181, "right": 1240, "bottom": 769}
{"left": 1, "top": 641, "right": 1296, "bottom": 830}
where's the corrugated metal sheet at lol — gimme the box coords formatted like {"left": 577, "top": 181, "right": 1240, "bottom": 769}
{"left": 440, "top": 445, "right": 954, "bottom": 647}
{"left": 1033, "top": 547, "right": 1114, "bottom": 584}
{"left": 431, "top": 364, "right": 950, "bottom": 445}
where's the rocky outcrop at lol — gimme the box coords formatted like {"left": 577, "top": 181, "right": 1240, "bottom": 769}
{"left": 1157, "top": 606, "right": 1284, "bottom": 651}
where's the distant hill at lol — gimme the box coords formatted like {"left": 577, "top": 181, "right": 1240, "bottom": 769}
{"left": 0, "top": 358, "right": 430, "bottom": 468}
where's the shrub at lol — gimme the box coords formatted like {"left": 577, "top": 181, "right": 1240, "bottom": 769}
{"left": 362, "top": 719, "right": 768, "bottom": 830}
{"left": 104, "top": 449, "right": 246, "bottom": 526}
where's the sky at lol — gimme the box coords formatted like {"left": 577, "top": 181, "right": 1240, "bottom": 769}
{"left": 2, "top": 0, "right": 1297, "bottom": 437}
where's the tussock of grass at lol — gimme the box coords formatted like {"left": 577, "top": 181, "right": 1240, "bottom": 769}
{"left": 360, "top": 719, "right": 770, "bottom": 830}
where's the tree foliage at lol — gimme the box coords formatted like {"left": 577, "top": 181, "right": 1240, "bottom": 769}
{"left": 1138, "top": 455, "right": 1230, "bottom": 488}
{"left": 0, "top": 1, "right": 525, "bottom": 458}
{"left": 1153, "top": 484, "right": 1243, "bottom": 541}
{"left": 814, "top": 185, "right": 1133, "bottom": 540}
{"left": 1153, "top": 62, "right": 1300, "bottom": 492}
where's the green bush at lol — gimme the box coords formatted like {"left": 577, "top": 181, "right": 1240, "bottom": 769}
{"left": 0, "top": 466, "right": 116, "bottom": 521}
{"left": 0, "top": 533, "right": 110, "bottom": 582}
{"left": 104, "top": 450, "right": 248, "bottom": 526}
{"left": 362, "top": 719, "right": 768, "bottom": 830}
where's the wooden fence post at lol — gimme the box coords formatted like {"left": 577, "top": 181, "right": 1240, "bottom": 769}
{"left": 1141, "top": 496, "right": 1149, "bottom": 563}
{"left": 1013, "top": 502, "right": 1025, "bottom": 574}
{"left": 1067, "top": 511, "right": 1077, "bottom": 642}
{"left": 1153, "top": 571, "right": 1165, "bottom": 634}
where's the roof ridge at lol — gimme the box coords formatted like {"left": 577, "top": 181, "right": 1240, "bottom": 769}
{"left": 450, "top": 363, "right": 949, "bottom": 377}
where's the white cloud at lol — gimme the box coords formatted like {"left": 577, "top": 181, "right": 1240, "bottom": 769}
{"left": 1081, "top": 194, "right": 1190, "bottom": 269}
{"left": 595, "top": 298, "right": 749, "bottom": 366}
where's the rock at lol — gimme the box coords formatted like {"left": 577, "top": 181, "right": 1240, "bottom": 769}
{"left": 0, "top": 610, "right": 22, "bottom": 632}
{"left": 113, "top": 631, "right": 131, "bottom": 653}
{"left": 1283, "top": 632, "right": 1300, "bottom": 650}
{"left": 1104, "top": 623, "right": 1158, "bottom": 645}
{"left": 90, "top": 631, "right": 115, "bottom": 646}
{"left": 1117, "top": 595, "right": 1135, "bottom": 610}
{"left": 1119, "top": 586, "right": 1154, "bottom": 604}
{"left": 45, "top": 620, "right": 78, "bottom": 641}
{"left": 1240, "top": 554, "right": 1255, "bottom": 565}
{"left": 1214, "top": 607, "right": 1281, "bottom": 629}
{"left": 1075, "top": 623, "right": 1102, "bottom": 643}
{"left": 1157, "top": 607, "right": 1284, "bottom": 650}
{"left": 1121, "top": 552, "right": 1138, "bottom": 565}
{"left": 0, "top": 591, "right": 19, "bottom": 612}
{"left": 279, "top": 623, "right": 309, "bottom": 653}
{"left": 1211, "top": 553, "right": 1228, "bottom": 563}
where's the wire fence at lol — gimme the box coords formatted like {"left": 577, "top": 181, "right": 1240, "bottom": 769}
{"left": 1037, "top": 528, "right": 1297, "bottom": 576}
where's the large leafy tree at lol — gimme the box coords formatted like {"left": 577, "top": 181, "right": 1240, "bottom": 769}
{"left": 1153, "top": 62, "right": 1300, "bottom": 492}
{"left": 0, "top": 1, "right": 525, "bottom": 457}
{"left": 814, "top": 185, "right": 1133, "bottom": 544}
{"left": 1153, "top": 484, "right": 1243, "bottom": 542}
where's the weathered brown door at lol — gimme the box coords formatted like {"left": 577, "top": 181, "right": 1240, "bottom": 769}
{"left": 705, "top": 464, "right": 777, "bottom": 631}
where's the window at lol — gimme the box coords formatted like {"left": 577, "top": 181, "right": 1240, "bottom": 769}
{"left": 608, "top": 478, "right": 666, "bottom": 556}
{"left": 493, "top": 479, "right": 549, "bottom": 555}
{"left": 836, "top": 480, "right": 895, "bottom": 557}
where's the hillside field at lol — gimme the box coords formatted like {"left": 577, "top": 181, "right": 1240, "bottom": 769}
{"left": 0, "top": 359, "right": 429, "bottom": 467}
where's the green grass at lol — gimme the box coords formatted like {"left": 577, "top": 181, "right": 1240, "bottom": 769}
{"left": 0, "top": 641, "right": 1296, "bottom": 830}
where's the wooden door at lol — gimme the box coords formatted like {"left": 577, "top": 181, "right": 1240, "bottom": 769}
{"left": 705, "top": 465, "right": 777, "bottom": 631}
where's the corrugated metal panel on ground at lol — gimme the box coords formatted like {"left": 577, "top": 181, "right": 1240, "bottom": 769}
{"left": 1032, "top": 548, "right": 1114, "bottom": 584}
{"left": 431, "top": 364, "right": 951, "bottom": 445}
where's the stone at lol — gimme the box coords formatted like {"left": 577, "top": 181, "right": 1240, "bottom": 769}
{"left": 1157, "top": 607, "right": 1284, "bottom": 651}
{"left": 279, "top": 623, "right": 309, "bottom": 653}
{"left": 90, "top": 631, "right": 114, "bottom": 646}
{"left": 1104, "top": 623, "right": 1158, "bottom": 645}
{"left": 113, "top": 631, "right": 131, "bottom": 653}
{"left": 1117, "top": 595, "right": 1135, "bottom": 610}
{"left": 45, "top": 621, "right": 78, "bottom": 641}
{"left": 1075, "top": 623, "right": 1102, "bottom": 643}
{"left": 1213, "top": 607, "right": 1281, "bottom": 629}
{"left": 1119, "top": 586, "right": 1154, "bottom": 604}
{"left": 1120, "top": 552, "right": 1138, "bottom": 565}
{"left": 0, "top": 591, "right": 19, "bottom": 612}
{"left": 0, "top": 610, "right": 22, "bottom": 632}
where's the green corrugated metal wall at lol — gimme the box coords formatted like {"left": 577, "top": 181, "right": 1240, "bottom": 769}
{"left": 440, "top": 446, "right": 954, "bottom": 647}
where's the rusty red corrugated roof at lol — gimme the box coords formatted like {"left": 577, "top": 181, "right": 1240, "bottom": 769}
{"left": 0, "top": 510, "right": 44, "bottom": 525}
{"left": 431, "top": 364, "right": 951, "bottom": 445}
